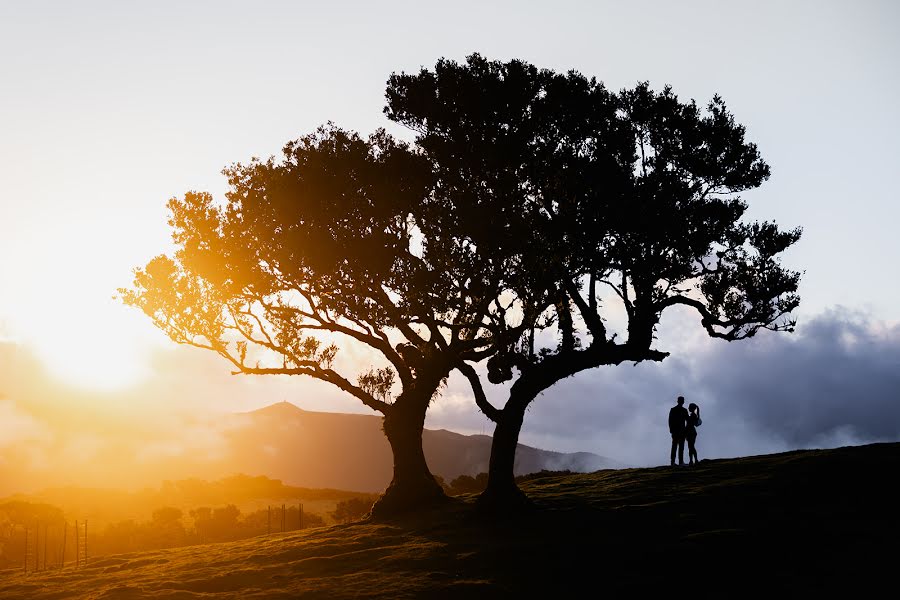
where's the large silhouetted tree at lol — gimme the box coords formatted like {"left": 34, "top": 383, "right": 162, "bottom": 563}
{"left": 119, "top": 126, "right": 526, "bottom": 518}
{"left": 386, "top": 54, "right": 802, "bottom": 510}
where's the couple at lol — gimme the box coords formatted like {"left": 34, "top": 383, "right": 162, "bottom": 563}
{"left": 668, "top": 396, "right": 701, "bottom": 466}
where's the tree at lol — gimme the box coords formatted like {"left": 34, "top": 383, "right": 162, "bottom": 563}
{"left": 120, "top": 125, "right": 523, "bottom": 518}
{"left": 446, "top": 473, "right": 489, "bottom": 495}
{"left": 330, "top": 496, "right": 379, "bottom": 524}
{"left": 385, "top": 54, "right": 802, "bottom": 510}
{"left": 150, "top": 506, "right": 186, "bottom": 548}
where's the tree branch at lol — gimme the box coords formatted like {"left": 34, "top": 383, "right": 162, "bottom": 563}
{"left": 455, "top": 361, "right": 502, "bottom": 422}
{"left": 564, "top": 278, "right": 607, "bottom": 341}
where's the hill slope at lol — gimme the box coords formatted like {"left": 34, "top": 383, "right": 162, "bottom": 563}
{"left": 210, "top": 402, "right": 619, "bottom": 491}
{"left": 1, "top": 442, "right": 896, "bottom": 598}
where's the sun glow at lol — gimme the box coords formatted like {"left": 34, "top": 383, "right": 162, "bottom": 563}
{"left": 25, "top": 306, "right": 152, "bottom": 391}
{"left": 2, "top": 229, "right": 169, "bottom": 392}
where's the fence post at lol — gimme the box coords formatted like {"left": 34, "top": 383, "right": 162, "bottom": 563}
{"left": 61, "top": 521, "right": 67, "bottom": 569}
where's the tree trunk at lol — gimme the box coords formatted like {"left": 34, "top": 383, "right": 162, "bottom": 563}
{"left": 475, "top": 346, "right": 610, "bottom": 513}
{"left": 370, "top": 382, "right": 448, "bottom": 520}
{"left": 476, "top": 399, "right": 534, "bottom": 513}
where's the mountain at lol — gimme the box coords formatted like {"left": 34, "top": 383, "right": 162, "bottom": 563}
{"left": 216, "top": 402, "right": 619, "bottom": 492}
{"left": 0, "top": 400, "right": 619, "bottom": 497}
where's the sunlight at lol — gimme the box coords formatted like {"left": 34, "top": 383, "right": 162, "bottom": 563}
{"left": 4, "top": 241, "right": 168, "bottom": 392}
{"left": 25, "top": 303, "right": 152, "bottom": 391}
{"left": 0, "top": 196, "right": 180, "bottom": 391}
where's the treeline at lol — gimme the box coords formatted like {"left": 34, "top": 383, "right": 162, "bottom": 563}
{"left": 0, "top": 494, "right": 387, "bottom": 569}
{"left": 0, "top": 501, "right": 66, "bottom": 570}
{"left": 2, "top": 474, "right": 370, "bottom": 529}
{"left": 91, "top": 503, "right": 329, "bottom": 555}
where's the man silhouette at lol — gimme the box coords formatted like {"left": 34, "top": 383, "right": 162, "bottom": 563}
{"left": 668, "top": 396, "right": 689, "bottom": 466}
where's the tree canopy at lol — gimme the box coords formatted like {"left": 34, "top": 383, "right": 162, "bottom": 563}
{"left": 385, "top": 54, "right": 802, "bottom": 508}
{"left": 120, "top": 125, "right": 527, "bottom": 517}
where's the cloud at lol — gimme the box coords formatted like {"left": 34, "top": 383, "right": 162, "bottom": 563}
{"left": 697, "top": 308, "right": 900, "bottom": 447}
{"left": 0, "top": 400, "right": 52, "bottom": 450}
{"left": 426, "top": 308, "right": 900, "bottom": 469}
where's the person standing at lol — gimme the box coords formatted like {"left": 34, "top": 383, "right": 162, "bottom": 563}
{"left": 668, "top": 396, "right": 689, "bottom": 466}
{"left": 685, "top": 402, "right": 702, "bottom": 465}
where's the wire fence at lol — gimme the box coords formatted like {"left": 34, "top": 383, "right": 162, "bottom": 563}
{"left": 19, "top": 519, "right": 88, "bottom": 575}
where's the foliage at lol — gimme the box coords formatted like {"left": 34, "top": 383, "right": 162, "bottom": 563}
{"left": 329, "top": 495, "right": 379, "bottom": 523}
{"left": 385, "top": 53, "right": 803, "bottom": 506}
{"left": 89, "top": 503, "right": 329, "bottom": 557}
{"left": 120, "top": 128, "right": 426, "bottom": 403}
{"left": 119, "top": 123, "right": 536, "bottom": 516}
{"left": 445, "top": 473, "right": 489, "bottom": 495}
{"left": 119, "top": 125, "right": 516, "bottom": 412}
{"left": 0, "top": 502, "right": 66, "bottom": 569}
{"left": 386, "top": 53, "right": 801, "bottom": 361}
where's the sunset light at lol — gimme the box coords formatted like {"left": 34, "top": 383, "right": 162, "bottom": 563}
{"left": 22, "top": 303, "right": 150, "bottom": 391}
{"left": 3, "top": 228, "right": 165, "bottom": 391}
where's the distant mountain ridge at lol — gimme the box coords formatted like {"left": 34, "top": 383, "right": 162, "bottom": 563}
{"left": 0, "top": 400, "right": 621, "bottom": 497}
{"left": 219, "top": 402, "right": 620, "bottom": 492}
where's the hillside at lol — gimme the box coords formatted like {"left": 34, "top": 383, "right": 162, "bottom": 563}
{"left": 1, "top": 441, "right": 896, "bottom": 598}
{"left": 206, "top": 402, "right": 619, "bottom": 491}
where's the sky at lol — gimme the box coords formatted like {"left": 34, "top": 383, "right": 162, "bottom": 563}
{"left": 1, "top": 1, "right": 899, "bottom": 483}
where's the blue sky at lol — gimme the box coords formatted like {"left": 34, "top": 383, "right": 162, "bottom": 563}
{"left": 1, "top": 1, "right": 898, "bottom": 473}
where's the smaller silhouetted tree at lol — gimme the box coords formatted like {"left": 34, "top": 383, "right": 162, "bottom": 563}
{"left": 330, "top": 496, "right": 378, "bottom": 524}
{"left": 121, "top": 126, "right": 525, "bottom": 519}
{"left": 188, "top": 504, "right": 242, "bottom": 542}
{"left": 447, "top": 473, "right": 489, "bottom": 495}
{"left": 150, "top": 506, "right": 186, "bottom": 548}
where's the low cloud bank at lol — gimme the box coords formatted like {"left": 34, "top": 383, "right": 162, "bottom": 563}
{"left": 430, "top": 309, "right": 900, "bottom": 468}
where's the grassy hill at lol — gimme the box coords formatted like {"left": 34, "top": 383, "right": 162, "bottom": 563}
{"left": 1, "top": 442, "right": 896, "bottom": 598}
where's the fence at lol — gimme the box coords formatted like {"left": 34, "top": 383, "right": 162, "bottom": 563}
{"left": 21, "top": 520, "right": 88, "bottom": 574}
{"left": 11, "top": 500, "right": 317, "bottom": 575}
{"left": 267, "top": 503, "right": 304, "bottom": 535}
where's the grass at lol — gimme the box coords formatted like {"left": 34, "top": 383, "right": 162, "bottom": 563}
{"left": 1, "top": 441, "right": 896, "bottom": 598}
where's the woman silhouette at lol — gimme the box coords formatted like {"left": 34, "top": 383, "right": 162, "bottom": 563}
{"left": 686, "top": 403, "right": 701, "bottom": 465}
